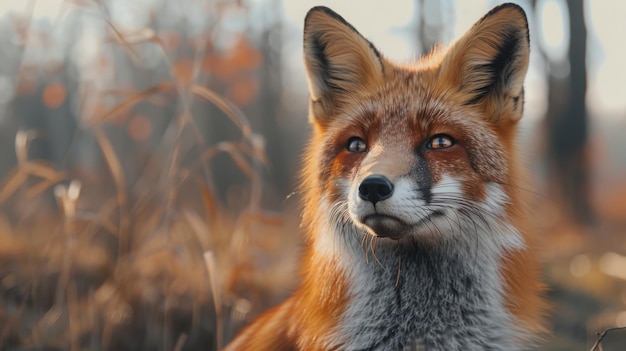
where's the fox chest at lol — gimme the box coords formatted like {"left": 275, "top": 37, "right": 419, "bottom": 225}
{"left": 327, "top": 250, "right": 519, "bottom": 351}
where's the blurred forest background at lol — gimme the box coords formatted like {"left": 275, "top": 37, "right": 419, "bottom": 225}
{"left": 0, "top": 0, "right": 624, "bottom": 350}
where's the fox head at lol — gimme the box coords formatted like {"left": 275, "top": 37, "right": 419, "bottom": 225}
{"left": 302, "top": 4, "right": 530, "bottom": 247}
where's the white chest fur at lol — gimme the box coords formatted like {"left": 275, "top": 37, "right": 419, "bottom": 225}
{"left": 318, "top": 216, "right": 523, "bottom": 351}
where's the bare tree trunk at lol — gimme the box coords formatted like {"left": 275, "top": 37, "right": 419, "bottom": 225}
{"left": 257, "top": 21, "right": 287, "bottom": 200}
{"left": 417, "top": 0, "right": 443, "bottom": 55}
{"left": 546, "top": 0, "right": 594, "bottom": 225}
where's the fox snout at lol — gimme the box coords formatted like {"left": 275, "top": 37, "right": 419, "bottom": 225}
{"left": 350, "top": 172, "right": 416, "bottom": 240}
{"left": 357, "top": 175, "right": 394, "bottom": 205}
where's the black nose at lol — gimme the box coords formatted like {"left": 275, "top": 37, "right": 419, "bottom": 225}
{"left": 358, "top": 175, "right": 394, "bottom": 205}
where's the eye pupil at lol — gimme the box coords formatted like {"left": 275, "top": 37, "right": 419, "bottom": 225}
{"left": 428, "top": 134, "right": 454, "bottom": 149}
{"left": 347, "top": 137, "right": 367, "bottom": 153}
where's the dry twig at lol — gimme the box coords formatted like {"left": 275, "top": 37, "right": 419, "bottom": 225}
{"left": 589, "top": 326, "right": 626, "bottom": 351}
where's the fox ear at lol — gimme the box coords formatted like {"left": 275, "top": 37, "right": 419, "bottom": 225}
{"left": 303, "top": 7, "right": 386, "bottom": 124}
{"left": 439, "top": 3, "right": 530, "bottom": 122}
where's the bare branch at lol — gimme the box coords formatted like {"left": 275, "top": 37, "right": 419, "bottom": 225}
{"left": 589, "top": 326, "right": 626, "bottom": 351}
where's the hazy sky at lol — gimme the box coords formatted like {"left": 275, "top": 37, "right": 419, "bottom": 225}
{"left": 281, "top": 0, "right": 626, "bottom": 121}
{"left": 1, "top": 0, "right": 624, "bottom": 120}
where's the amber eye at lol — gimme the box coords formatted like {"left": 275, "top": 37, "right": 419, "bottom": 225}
{"left": 427, "top": 134, "right": 455, "bottom": 149}
{"left": 346, "top": 137, "right": 368, "bottom": 153}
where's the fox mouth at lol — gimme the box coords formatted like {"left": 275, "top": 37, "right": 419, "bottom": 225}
{"left": 361, "top": 214, "right": 410, "bottom": 240}
{"left": 359, "top": 210, "right": 447, "bottom": 240}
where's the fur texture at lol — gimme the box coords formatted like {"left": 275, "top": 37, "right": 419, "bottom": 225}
{"left": 225, "top": 3, "right": 546, "bottom": 350}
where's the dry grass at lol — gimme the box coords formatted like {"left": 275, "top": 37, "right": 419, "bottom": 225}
{"left": 0, "top": 78, "right": 294, "bottom": 351}
{"left": 0, "top": 2, "right": 300, "bottom": 350}
{"left": 2, "top": 100, "right": 292, "bottom": 345}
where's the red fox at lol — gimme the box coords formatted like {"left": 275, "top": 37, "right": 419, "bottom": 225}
{"left": 225, "top": 3, "right": 546, "bottom": 350}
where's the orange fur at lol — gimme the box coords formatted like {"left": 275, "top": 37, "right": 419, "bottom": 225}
{"left": 225, "top": 4, "right": 546, "bottom": 350}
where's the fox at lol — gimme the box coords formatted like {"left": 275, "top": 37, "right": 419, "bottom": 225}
{"left": 225, "top": 3, "right": 547, "bottom": 350}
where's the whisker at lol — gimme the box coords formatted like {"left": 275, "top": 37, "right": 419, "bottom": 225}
{"left": 489, "top": 180, "right": 547, "bottom": 200}
{"left": 365, "top": 234, "right": 371, "bottom": 264}
{"left": 369, "top": 236, "right": 386, "bottom": 270}
{"left": 395, "top": 256, "right": 402, "bottom": 287}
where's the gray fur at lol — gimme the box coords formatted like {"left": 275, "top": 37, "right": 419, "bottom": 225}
{"left": 318, "top": 181, "right": 524, "bottom": 351}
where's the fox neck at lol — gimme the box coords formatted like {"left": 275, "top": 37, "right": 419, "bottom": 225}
{"left": 301, "top": 207, "right": 523, "bottom": 351}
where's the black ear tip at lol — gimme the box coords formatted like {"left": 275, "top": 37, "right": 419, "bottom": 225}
{"left": 305, "top": 6, "right": 334, "bottom": 24}
{"left": 486, "top": 2, "right": 526, "bottom": 17}
{"left": 481, "top": 3, "right": 529, "bottom": 42}
{"left": 304, "top": 6, "right": 350, "bottom": 28}
{"left": 306, "top": 6, "right": 334, "bottom": 16}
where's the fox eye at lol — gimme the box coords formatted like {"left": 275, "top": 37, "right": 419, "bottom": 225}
{"left": 346, "top": 137, "right": 368, "bottom": 153}
{"left": 427, "top": 134, "right": 455, "bottom": 149}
